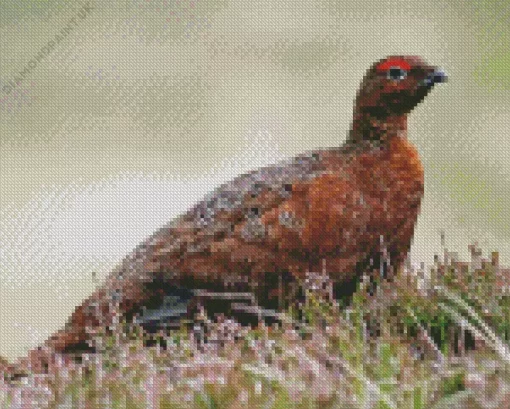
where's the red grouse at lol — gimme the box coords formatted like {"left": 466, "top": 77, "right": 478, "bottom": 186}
{"left": 18, "top": 55, "right": 446, "bottom": 373}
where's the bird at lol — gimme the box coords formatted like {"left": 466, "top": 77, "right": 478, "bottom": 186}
{"left": 14, "top": 55, "right": 446, "bottom": 375}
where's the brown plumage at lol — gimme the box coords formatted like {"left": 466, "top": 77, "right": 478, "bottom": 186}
{"left": 17, "top": 56, "right": 446, "bottom": 373}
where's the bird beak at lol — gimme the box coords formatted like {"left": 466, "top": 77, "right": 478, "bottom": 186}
{"left": 432, "top": 69, "right": 447, "bottom": 83}
{"left": 421, "top": 68, "right": 447, "bottom": 88}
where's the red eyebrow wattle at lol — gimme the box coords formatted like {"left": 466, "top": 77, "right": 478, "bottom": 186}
{"left": 376, "top": 59, "right": 411, "bottom": 72}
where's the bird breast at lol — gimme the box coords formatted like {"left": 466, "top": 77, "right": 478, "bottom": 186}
{"left": 353, "top": 135, "right": 424, "bottom": 241}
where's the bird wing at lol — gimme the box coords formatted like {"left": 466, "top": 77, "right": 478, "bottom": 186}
{"left": 115, "top": 149, "right": 325, "bottom": 281}
{"left": 50, "top": 144, "right": 379, "bottom": 351}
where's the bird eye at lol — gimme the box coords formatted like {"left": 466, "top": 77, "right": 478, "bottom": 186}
{"left": 387, "top": 67, "right": 407, "bottom": 81}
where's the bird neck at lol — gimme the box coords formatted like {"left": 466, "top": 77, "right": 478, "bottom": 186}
{"left": 348, "top": 111, "right": 408, "bottom": 144}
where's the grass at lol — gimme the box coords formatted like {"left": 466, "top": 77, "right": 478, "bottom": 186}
{"left": 1, "top": 243, "right": 510, "bottom": 408}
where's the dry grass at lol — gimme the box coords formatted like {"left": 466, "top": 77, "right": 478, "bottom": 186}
{"left": 1, "top": 243, "right": 510, "bottom": 409}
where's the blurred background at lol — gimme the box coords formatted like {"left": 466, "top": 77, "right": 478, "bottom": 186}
{"left": 0, "top": 0, "right": 509, "bottom": 361}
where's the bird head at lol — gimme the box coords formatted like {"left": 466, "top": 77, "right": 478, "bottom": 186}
{"left": 354, "top": 55, "right": 447, "bottom": 118}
